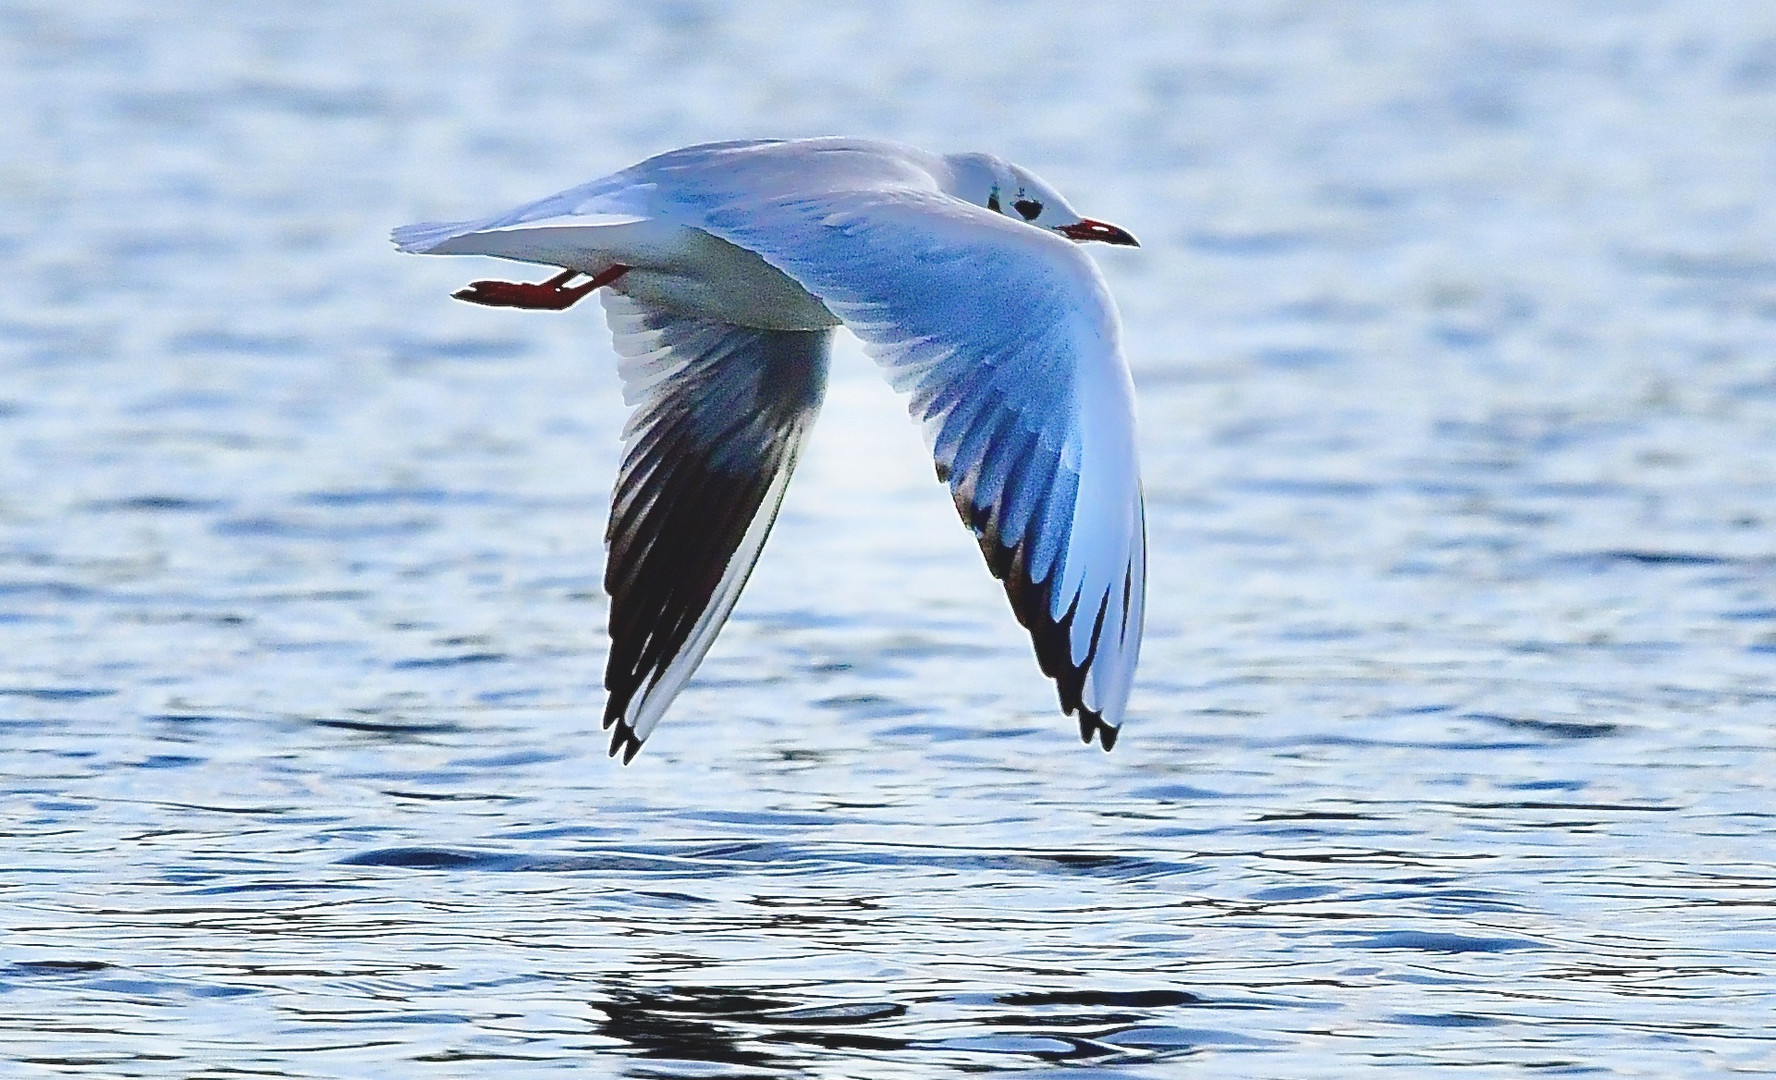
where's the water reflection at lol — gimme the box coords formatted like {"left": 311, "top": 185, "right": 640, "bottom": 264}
{"left": 588, "top": 979, "right": 1235, "bottom": 1070}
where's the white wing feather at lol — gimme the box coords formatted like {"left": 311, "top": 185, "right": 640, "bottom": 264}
{"left": 639, "top": 145, "right": 1146, "bottom": 742}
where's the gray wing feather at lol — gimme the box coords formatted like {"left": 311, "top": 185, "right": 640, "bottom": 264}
{"left": 598, "top": 292, "right": 831, "bottom": 761}
{"left": 664, "top": 178, "right": 1145, "bottom": 747}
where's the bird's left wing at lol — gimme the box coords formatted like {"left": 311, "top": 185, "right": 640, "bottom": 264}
{"left": 661, "top": 179, "right": 1145, "bottom": 747}
{"left": 597, "top": 292, "right": 832, "bottom": 761}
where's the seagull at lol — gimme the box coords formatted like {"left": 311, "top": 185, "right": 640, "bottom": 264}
{"left": 394, "top": 137, "right": 1145, "bottom": 762}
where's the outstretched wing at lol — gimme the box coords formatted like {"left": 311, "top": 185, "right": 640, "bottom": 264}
{"left": 598, "top": 292, "right": 831, "bottom": 761}
{"left": 656, "top": 163, "right": 1145, "bottom": 747}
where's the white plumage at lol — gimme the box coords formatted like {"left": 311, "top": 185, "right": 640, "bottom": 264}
{"left": 395, "top": 137, "right": 1145, "bottom": 760}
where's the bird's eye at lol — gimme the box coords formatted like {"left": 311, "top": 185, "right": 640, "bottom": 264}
{"left": 1013, "top": 198, "right": 1043, "bottom": 221}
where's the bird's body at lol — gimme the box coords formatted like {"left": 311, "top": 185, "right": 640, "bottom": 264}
{"left": 395, "top": 137, "right": 1145, "bottom": 761}
{"left": 411, "top": 215, "right": 841, "bottom": 331}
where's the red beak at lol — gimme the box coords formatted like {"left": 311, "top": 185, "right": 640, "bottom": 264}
{"left": 1057, "top": 218, "right": 1139, "bottom": 246}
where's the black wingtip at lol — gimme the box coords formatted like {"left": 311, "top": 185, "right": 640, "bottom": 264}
{"left": 607, "top": 721, "right": 643, "bottom": 764}
{"left": 954, "top": 489, "right": 1123, "bottom": 756}
{"left": 1077, "top": 711, "right": 1120, "bottom": 751}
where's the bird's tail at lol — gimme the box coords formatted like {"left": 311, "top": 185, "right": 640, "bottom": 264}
{"left": 391, "top": 219, "right": 477, "bottom": 254}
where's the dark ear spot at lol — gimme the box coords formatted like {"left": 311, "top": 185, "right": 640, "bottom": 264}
{"left": 1013, "top": 198, "right": 1043, "bottom": 221}
{"left": 987, "top": 187, "right": 1001, "bottom": 213}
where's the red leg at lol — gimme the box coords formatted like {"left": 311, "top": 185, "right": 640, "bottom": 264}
{"left": 453, "top": 265, "right": 631, "bottom": 310}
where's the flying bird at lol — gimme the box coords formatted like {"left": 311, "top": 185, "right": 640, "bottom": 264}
{"left": 394, "top": 137, "right": 1145, "bottom": 761}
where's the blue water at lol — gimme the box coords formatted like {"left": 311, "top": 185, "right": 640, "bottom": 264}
{"left": 3, "top": 2, "right": 1775, "bottom": 1075}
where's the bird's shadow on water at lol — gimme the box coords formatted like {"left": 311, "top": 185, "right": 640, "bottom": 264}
{"left": 585, "top": 979, "right": 1233, "bottom": 1071}
{"left": 593, "top": 983, "right": 812, "bottom": 1071}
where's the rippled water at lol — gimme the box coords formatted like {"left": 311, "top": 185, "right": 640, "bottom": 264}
{"left": 4, "top": 2, "right": 1775, "bottom": 1075}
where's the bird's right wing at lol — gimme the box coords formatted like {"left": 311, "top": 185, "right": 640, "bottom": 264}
{"left": 597, "top": 292, "right": 832, "bottom": 761}
{"left": 653, "top": 158, "right": 1145, "bottom": 747}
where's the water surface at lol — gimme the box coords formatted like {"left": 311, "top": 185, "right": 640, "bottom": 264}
{"left": 2, "top": 2, "right": 1774, "bottom": 1075}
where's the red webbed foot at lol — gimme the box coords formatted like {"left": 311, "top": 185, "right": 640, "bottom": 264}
{"left": 453, "top": 265, "right": 630, "bottom": 310}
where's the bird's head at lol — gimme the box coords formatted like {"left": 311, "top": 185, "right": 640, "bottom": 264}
{"left": 942, "top": 152, "right": 1139, "bottom": 247}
